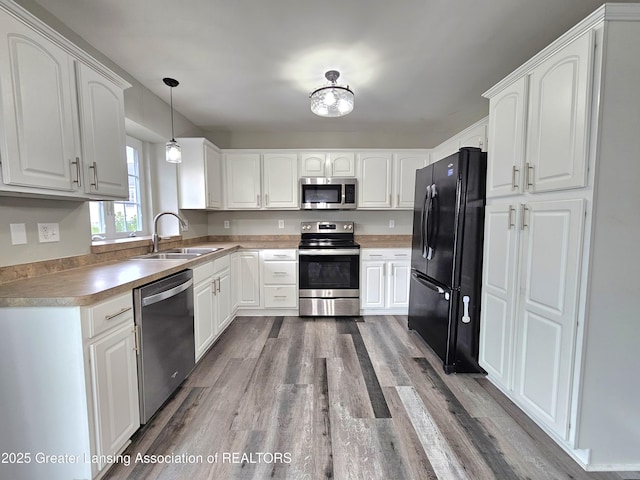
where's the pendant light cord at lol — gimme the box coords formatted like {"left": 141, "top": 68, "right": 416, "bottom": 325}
{"left": 170, "top": 87, "right": 175, "bottom": 141}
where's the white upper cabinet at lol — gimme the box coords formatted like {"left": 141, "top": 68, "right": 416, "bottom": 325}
{"left": 486, "top": 76, "right": 528, "bottom": 197}
{"left": 357, "top": 152, "right": 393, "bottom": 209}
{"left": 485, "top": 31, "right": 593, "bottom": 198}
{"left": 76, "top": 63, "right": 128, "bottom": 198}
{"left": 525, "top": 31, "right": 593, "bottom": 193}
{"left": 300, "top": 151, "right": 355, "bottom": 177}
{"left": 458, "top": 121, "right": 488, "bottom": 151}
{"left": 224, "top": 152, "right": 262, "bottom": 209}
{"left": 262, "top": 153, "right": 298, "bottom": 209}
{"left": 0, "top": 7, "right": 129, "bottom": 199}
{"left": 177, "top": 137, "right": 223, "bottom": 209}
{"left": 0, "top": 13, "right": 80, "bottom": 193}
{"left": 393, "top": 152, "right": 428, "bottom": 209}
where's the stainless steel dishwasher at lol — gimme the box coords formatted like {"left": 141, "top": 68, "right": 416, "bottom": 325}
{"left": 133, "top": 269, "right": 195, "bottom": 423}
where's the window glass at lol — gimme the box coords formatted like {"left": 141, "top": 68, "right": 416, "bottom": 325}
{"left": 90, "top": 136, "right": 145, "bottom": 240}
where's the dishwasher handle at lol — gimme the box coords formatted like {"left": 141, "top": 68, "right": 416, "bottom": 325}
{"left": 142, "top": 278, "right": 193, "bottom": 307}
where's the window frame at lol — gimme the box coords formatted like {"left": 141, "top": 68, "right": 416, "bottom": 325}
{"left": 90, "top": 136, "right": 148, "bottom": 241}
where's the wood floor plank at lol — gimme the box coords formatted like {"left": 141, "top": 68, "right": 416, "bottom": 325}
{"left": 382, "top": 386, "right": 439, "bottom": 480}
{"left": 313, "top": 358, "right": 334, "bottom": 480}
{"left": 279, "top": 317, "right": 315, "bottom": 384}
{"left": 327, "top": 342, "right": 374, "bottom": 419}
{"left": 358, "top": 320, "right": 413, "bottom": 387}
{"left": 230, "top": 337, "right": 291, "bottom": 431}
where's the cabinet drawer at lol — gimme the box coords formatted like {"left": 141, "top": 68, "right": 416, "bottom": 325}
{"left": 264, "top": 286, "right": 297, "bottom": 308}
{"left": 361, "top": 249, "right": 411, "bottom": 261}
{"left": 86, "top": 293, "right": 133, "bottom": 338}
{"left": 213, "top": 254, "right": 230, "bottom": 272}
{"left": 263, "top": 261, "right": 297, "bottom": 285}
{"left": 262, "top": 249, "right": 297, "bottom": 261}
{"left": 193, "top": 261, "right": 214, "bottom": 284}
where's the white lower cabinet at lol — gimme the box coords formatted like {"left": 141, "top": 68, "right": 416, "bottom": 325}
{"left": 193, "top": 255, "right": 232, "bottom": 362}
{"left": 480, "top": 198, "right": 585, "bottom": 439}
{"left": 260, "top": 249, "right": 298, "bottom": 309}
{"left": 234, "top": 250, "right": 261, "bottom": 307}
{"left": 0, "top": 292, "right": 140, "bottom": 480}
{"left": 360, "top": 249, "right": 411, "bottom": 313}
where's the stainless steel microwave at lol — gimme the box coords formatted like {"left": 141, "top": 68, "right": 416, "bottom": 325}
{"left": 300, "top": 177, "right": 357, "bottom": 210}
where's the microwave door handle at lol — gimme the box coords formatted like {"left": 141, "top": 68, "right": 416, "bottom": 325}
{"left": 421, "top": 185, "right": 431, "bottom": 259}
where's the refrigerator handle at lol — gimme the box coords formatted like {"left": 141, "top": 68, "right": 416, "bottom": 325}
{"left": 421, "top": 185, "right": 432, "bottom": 259}
{"left": 411, "top": 272, "right": 450, "bottom": 300}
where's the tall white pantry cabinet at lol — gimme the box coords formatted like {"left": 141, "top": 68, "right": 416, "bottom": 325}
{"left": 479, "top": 4, "right": 640, "bottom": 471}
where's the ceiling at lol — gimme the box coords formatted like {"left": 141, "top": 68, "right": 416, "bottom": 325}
{"left": 29, "top": 0, "right": 630, "bottom": 147}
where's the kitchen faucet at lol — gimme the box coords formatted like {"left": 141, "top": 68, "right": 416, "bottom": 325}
{"left": 152, "top": 211, "right": 187, "bottom": 252}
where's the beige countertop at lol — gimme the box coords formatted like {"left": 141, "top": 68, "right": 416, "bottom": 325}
{"left": 0, "top": 236, "right": 409, "bottom": 308}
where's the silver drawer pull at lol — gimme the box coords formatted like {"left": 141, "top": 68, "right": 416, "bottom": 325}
{"left": 274, "top": 295, "right": 288, "bottom": 299}
{"left": 394, "top": 254, "right": 408, "bottom": 257}
{"left": 273, "top": 271, "right": 288, "bottom": 275}
{"left": 104, "top": 307, "right": 132, "bottom": 321}
{"left": 369, "top": 254, "right": 383, "bottom": 257}
{"left": 273, "top": 254, "right": 289, "bottom": 258}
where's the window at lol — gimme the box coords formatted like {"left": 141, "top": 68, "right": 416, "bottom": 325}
{"left": 90, "top": 136, "right": 146, "bottom": 240}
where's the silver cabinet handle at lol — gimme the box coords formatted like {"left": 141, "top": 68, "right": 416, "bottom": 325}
{"left": 508, "top": 205, "right": 515, "bottom": 230}
{"left": 211, "top": 280, "right": 217, "bottom": 296}
{"left": 133, "top": 325, "right": 141, "bottom": 355}
{"left": 389, "top": 194, "right": 392, "bottom": 205}
{"left": 274, "top": 295, "right": 287, "bottom": 299}
{"left": 369, "top": 254, "right": 383, "bottom": 257}
{"left": 89, "top": 161, "right": 98, "bottom": 189}
{"left": 521, "top": 204, "right": 529, "bottom": 230}
{"left": 265, "top": 193, "right": 269, "bottom": 206}
{"left": 71, "top": 157, "right": 81, "bottom": 187}
{"left": 104, "top": 306, "right": 132, "bottom": 321}
{"left": 257, "top": 194, "right": 261, "bottom": 207}
{"left": 217, "top": 277, "right": 221, "bottom": 293}
{"left": 525, "top": 162, "right": 534, "bottom": 190}
{"left": 397, "top": 194, "right": 400, "bottom": 206}
{"left": 512, "top": 165, "right": 519, "bottom": 190}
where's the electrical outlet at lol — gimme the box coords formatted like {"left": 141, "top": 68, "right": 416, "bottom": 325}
{"left": 389, "top": 219, "right": 395, "bottom": 229}
{"left": 10, "top": 223, "right": 27, "bottom": 245}
{"left": 278, "top": 220, "right": 285, "bottom": 229}
{"left": 37, "top": 223, "right": 60, "bottom": 243}
{"left": 223, "top": 220, "right": 230, "bottom": 229}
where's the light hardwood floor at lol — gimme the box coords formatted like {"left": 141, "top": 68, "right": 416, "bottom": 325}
{"left": 104, "top": 316, "right": 639, "bottom": 480}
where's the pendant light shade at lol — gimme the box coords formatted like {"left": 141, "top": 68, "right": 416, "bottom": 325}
{"left": 163, "top": 77, "right": 181, "bottom": 163}
{"left": 310, "top": 70, "right": 354, "bottom": 117}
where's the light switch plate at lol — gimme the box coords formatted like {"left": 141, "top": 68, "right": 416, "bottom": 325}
{"left": 10, "top": 223, "right": 27, "bottom": 245}
{"left": 389, "top": 219, "right": 395, "bottom": 228}
{"left": 37, "top": 223, "right": 60, "bottom": 243}
{"left": 278, "top": 220, "right": 285, "bottom": 229}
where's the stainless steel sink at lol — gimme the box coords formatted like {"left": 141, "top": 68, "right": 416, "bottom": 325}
{"left": 162, "top": 247, "right": 222, "bottom": 254}
{"left": 130, "top": 247, "right": 221, "bottom": 260}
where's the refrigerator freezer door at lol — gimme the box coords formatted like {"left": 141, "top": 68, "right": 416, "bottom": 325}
{"left": 408, "top": 270, "right": 457, "bottom": 371}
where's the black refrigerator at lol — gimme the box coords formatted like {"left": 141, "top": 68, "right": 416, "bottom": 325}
{"left": 408, "top": 147, "right": 487, "bottom": 374}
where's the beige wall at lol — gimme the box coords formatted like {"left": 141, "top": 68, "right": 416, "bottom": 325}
{"left": 208, "top": 210, "right": 413, "bottom": 236}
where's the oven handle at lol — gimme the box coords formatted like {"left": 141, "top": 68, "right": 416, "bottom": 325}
{"left": 142, "top": 279, "right": 193, "bottom": 307}
{"left": 298, "top": 249, "right": 360, "bottom": 256}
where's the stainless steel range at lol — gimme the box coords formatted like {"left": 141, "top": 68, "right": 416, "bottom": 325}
{"left": 298, "top": 221, "right": 360, "bottom": 316}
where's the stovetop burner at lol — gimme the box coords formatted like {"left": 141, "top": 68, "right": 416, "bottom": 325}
{"left": 299, "top": 221, "right": 358, "bottom": 249}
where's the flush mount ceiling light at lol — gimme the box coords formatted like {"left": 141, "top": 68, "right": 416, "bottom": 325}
{"left": 163, "top": 77, "right": 181, "bottom": 163}
{"left": 309, "top": 70, "right": 354, "bottom": 117}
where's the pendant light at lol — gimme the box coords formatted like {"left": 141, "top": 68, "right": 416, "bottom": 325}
{"left": 309, "top": 70, "right": 354, "bottom": 117}
{"left": 163, "top": 77, "right": 181, "bottom": 163}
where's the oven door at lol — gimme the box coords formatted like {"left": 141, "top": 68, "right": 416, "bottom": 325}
{"left": 298, "top": 248, "right": 359, "bottom": 295}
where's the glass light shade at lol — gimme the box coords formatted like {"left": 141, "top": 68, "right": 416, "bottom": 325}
{"left": 166, "top": 140, "right": 182, "bottom": 163}
{"left": 310, "top": 86, "right": 354, "bottom": 117}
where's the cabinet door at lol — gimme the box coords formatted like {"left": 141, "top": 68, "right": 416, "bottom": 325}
{"left": 77, "top": 63, "right": 128, "bottom": 198}
{"left": 0, "top": 15, "right": 80, "bottom": 192}
{"left": 458, "top": 122, "right": 488, "bottom": 151}
{"left": 194, "top": 278, "right": 215, "bottom": 361}
{"left": 89, "top": 322, "right": 139, "bottom": 469}
{"left": 514, "top": 198, "right": 585, "bottom": 439}
{"left": 486, "top": 76, "right": 528, "bottom": 198}
{"left": 205, "top": 144, "right": 223, "bottom": 209}
{"left": 394, "top": 153, "right": 428, "bottom": 208}
{"left": 328, "top": 152, "right": 355, "bottom": 177}
{"left": 526, "top": 32, "right": 593, "bottom": 193}
{"left": 299, "top": 152, "right": 326, "bottom": 176}
{"left": 360, "top": 261, "right": 385, "bottom": 309}
{"left": 224, "top": 153, "right": 261, "bottom": 209}
{"left": 216, "top": 268, "right": 232, "bottom": 333}
{"left": 388, "top": 261, "right": 410, "bottom": 308}
{"left": 357, "top": 153, "right": 393, "bottom": 208}
{"left": 479, "top": 203, "right": 520, "bottom": 388}
{"left": 236, "top": 251, "right": 261, "bottom": 307}
{"left": 263, "top": 153, "right": 298, "bottom": 209}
